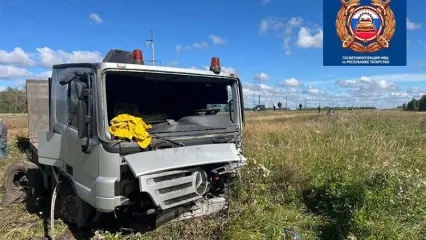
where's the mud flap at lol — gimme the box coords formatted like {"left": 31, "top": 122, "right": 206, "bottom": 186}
{"left": 76, "top": 196, "right": 96, "bottom": 228}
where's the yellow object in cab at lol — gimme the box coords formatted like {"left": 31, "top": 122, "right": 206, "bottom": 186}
{"left": 109, "top": 114, "right": 152, "bottom": 148}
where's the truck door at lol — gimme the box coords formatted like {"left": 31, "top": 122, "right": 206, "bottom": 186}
{"left": 52, "top": 67, "right": 99, "bottom": 191}
{"left": 237, "top": 78, "right": 245, "bottom": 128}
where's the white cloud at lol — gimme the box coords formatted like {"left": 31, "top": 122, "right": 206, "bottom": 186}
{"left": 304, "top": 86, "right": 324, "bottom": 95}
{"left": 193, "top": 41, "right": 208, "bottom": 48}
{"left": 242, "top": 76, "right": 424, "bottom": 109}
{"left": 176, "top": 45, "right": 191, "bottom": 53}
{"left": 260, "top": 17, "right": 323, "bottom": 53}
{"left": 0, "top": 65, "right": 32, "bottom": 79}
{"left": 35, "top": 47, "right": 103, "bottom": 68}
{"left": 0, "top": 47, "right": 35, "bottom": 66}
{"left": 221, "top": 66, "right": 238, "bottom": 75}
{"left": 243, "top": 82, "right": 306, "bottom": 108}
{"left": 89, "top": 13, "right": 103, "bottom": 24}
{"left": 255, "top": 72, "right": 271, "bottom": 81}
{"left": 353, "top": 73, "right": 426, "bottom": 83}
{"left": 35, "top": 71, "right": 52, "bottom": 79}
{"left": 407, "top": 18, "right": 421, "bottom": 30}
{"left": 202, "top": 65, "right": 237, "bottom": 75}
{"left": 209, "top": 34, "right": 226, "bottom": 45}
{"left": 336, "top": 76, "right": 398, "bottom": 92}
{"left": 167, "top": 61, "right": 178, "bottom": 67}
{"left": 176, "top": 41, "right": 208, "bottom": 52}
{"left": 0, "top": 47, "right": 102, "bottom": 69}
{"left": 189, "top": 66, "right": 197, "bottom": 69}
{"left": 296, "top": 27, "right": 323, "bottom": 48}
{"left": 389, "top": 92, "right": 410, "bottom": 98}
{"left": 278, "top": 78, "right": 302, "bottom": 87}
{"left": 259, "top": 17, "right": 303, "bottom": 35}
{"left": 407, "top": 86, "right": 421, "bottom": 93}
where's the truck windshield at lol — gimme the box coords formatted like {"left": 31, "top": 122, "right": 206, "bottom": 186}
{"left": 104, "top": 71, "right": 238, "bottom": 135}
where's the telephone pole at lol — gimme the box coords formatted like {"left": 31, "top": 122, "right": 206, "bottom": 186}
{"left": 285, "top": 97, "right": 288, "bottom": 109}
{"left": 258, "top": 94, "right": 260, "bottom": 105}
{"left": 145, "top": 30, "right": 155, "bottom": 66}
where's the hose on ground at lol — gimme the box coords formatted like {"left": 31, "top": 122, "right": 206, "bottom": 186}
{"left": 50, "top": 167, "right": 60, "bottom": 240}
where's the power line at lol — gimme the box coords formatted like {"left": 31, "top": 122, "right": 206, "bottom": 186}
{"left": 0, "top": 0, "right": 94, "bottom": 49}
{"left": 62, "top": 0, "right": 128, "bottom": 48}
{"left": 80, "top": 0, "right": 141, "bottom": 46}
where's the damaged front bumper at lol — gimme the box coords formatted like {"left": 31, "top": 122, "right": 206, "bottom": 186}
{"left": 156, "top": 197, "right": 228, "bottom": 226}
{"left": 124, "top": 143, "right": 246, "bottom": 210}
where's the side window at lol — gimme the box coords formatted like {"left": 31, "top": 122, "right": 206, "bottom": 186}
{"left": 54, "top": 67, "right": 91, "bottom": 129}
{"left": 68, "top": 82, "right": 79, "bottom": 129}
{"left": 54, "top": 69, "right": 68, "bottom": 125}
{"left": 227, "top": 85, "right": 232, "bottom": 102}
{"left": 225, "top": 85, "right": 234, "bottom": 113}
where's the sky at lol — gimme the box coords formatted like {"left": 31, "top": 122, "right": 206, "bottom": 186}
{"left": 0, "top": 0, "right": 425, "bottom": 109}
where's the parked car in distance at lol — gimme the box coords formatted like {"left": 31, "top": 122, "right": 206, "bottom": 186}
{"left": 253, "top": 105, "right": 266, "bottom": 111}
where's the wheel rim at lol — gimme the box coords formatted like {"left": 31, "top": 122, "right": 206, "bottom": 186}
{"left": 60, "top": 194, "right": 78, "bottom": 224}
{"left": 13, "top": 172, "right": 28, "bottom": 188}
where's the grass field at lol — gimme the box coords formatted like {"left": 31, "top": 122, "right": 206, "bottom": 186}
{"left": 1, "top": 110, "right": 426, "bottom": 239}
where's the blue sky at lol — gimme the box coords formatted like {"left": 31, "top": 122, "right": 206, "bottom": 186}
{"left": 0, "top": 0, "right": 425, "bottom": 109}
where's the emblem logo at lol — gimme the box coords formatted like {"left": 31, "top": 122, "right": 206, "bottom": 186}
{"left": 336, "top": 0, "right": 395, "bottom": 52}
{"left": 193, "top": 171, "right": 208, "bottom": 196}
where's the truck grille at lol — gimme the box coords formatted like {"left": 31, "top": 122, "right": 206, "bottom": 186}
{"left": 138, "top": 168, "right": 209, "bottom": 210}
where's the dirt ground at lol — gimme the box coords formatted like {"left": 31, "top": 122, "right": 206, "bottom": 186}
{"left": 0, "top": 114, "right": 28, "bottom": 137}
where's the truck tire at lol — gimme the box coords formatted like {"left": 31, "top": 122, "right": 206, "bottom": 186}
{"left": 53, "top": 177, "right": 96, "bottom": 227}
{"left": 1, "top": 161, "right": 45, "bottom": 207}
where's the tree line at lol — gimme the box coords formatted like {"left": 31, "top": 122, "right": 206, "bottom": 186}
{"left": 398, "top": 95, "right": 426, "bottom": 111}
{"left": 0, "top": 87, "right": 27, "bottom": 113}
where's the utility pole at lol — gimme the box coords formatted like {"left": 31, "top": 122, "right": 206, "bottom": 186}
{"left": 285, "top": 97, "right": 288, "bottom": 109}
{"left": 304, "top": 99, "right": 307, "bottom": 109}
{"left": 145, "top": 30, "right": 155, "bottom": 66}
{"left": 258, "top": 94, "right": 260, "bottom": 105}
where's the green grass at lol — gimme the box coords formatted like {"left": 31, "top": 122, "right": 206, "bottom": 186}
{"left": 1, "top": 110, "right": 426, "bottom": 239}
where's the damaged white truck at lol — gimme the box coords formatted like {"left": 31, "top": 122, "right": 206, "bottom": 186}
{"left": 1, "top": 49, "right": 246, "bottom": 228}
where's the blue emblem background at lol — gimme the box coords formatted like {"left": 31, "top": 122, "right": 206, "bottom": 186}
{"left": 323, "top": 0, "right": 407, "bottom": 66}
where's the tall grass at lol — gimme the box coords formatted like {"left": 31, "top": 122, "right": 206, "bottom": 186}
{"left": 1, "top": 111, "right": 426, "bottom": 239}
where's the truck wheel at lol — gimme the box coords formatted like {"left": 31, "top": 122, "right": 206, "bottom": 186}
{"left": 1, "top": 161, "right": 45, "bottom": 207}
{"left": 55, "top": 186, "right": 78, "bottom": 225}
{"left": 54, "top": 179, "right": 95, "bottom": 227}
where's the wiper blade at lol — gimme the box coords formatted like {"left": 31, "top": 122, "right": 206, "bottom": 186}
{"left": 151, "top": 135, "right": 184, "bottom": 147}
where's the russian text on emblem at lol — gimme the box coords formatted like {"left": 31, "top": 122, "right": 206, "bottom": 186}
{"left": 336, "top": 0, "right": 395, "bottom": 52}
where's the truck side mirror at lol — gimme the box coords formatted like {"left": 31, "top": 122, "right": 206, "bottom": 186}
{"left": 76, "top": 100, "right": 87, "bottom": 138}
{"left": 59, "top": 72, "right": 77, "bottom": 85}
{"left": 74, "top": 81, "right": 89, "bottom": 100}
{"left": 73, "top": 78, "right": 92, "bottom": 153}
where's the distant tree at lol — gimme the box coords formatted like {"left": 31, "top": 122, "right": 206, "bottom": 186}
{"left": 418, "top": 95, "right": 426, "bottom": 111}
{"left": 406, "top": 98, "right": 419, "bottom": 111}
{"left": 299, "top": 103, "right": 302, "bottom": 110}
{"left": 0, "top": 87, "right": 26, "bottom": 113}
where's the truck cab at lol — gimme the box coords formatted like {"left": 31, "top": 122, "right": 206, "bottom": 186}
{"left": 10, "top": 49, "right": 246, "bottom": 227}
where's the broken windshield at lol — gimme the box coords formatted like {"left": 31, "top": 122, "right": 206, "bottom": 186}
{"left": 104, "top": 71, "right": 238, "bottom": 135}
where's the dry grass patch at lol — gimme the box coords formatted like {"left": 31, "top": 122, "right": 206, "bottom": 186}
{"left": 0, "top": 110, "right": 425, "bottom": 239}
